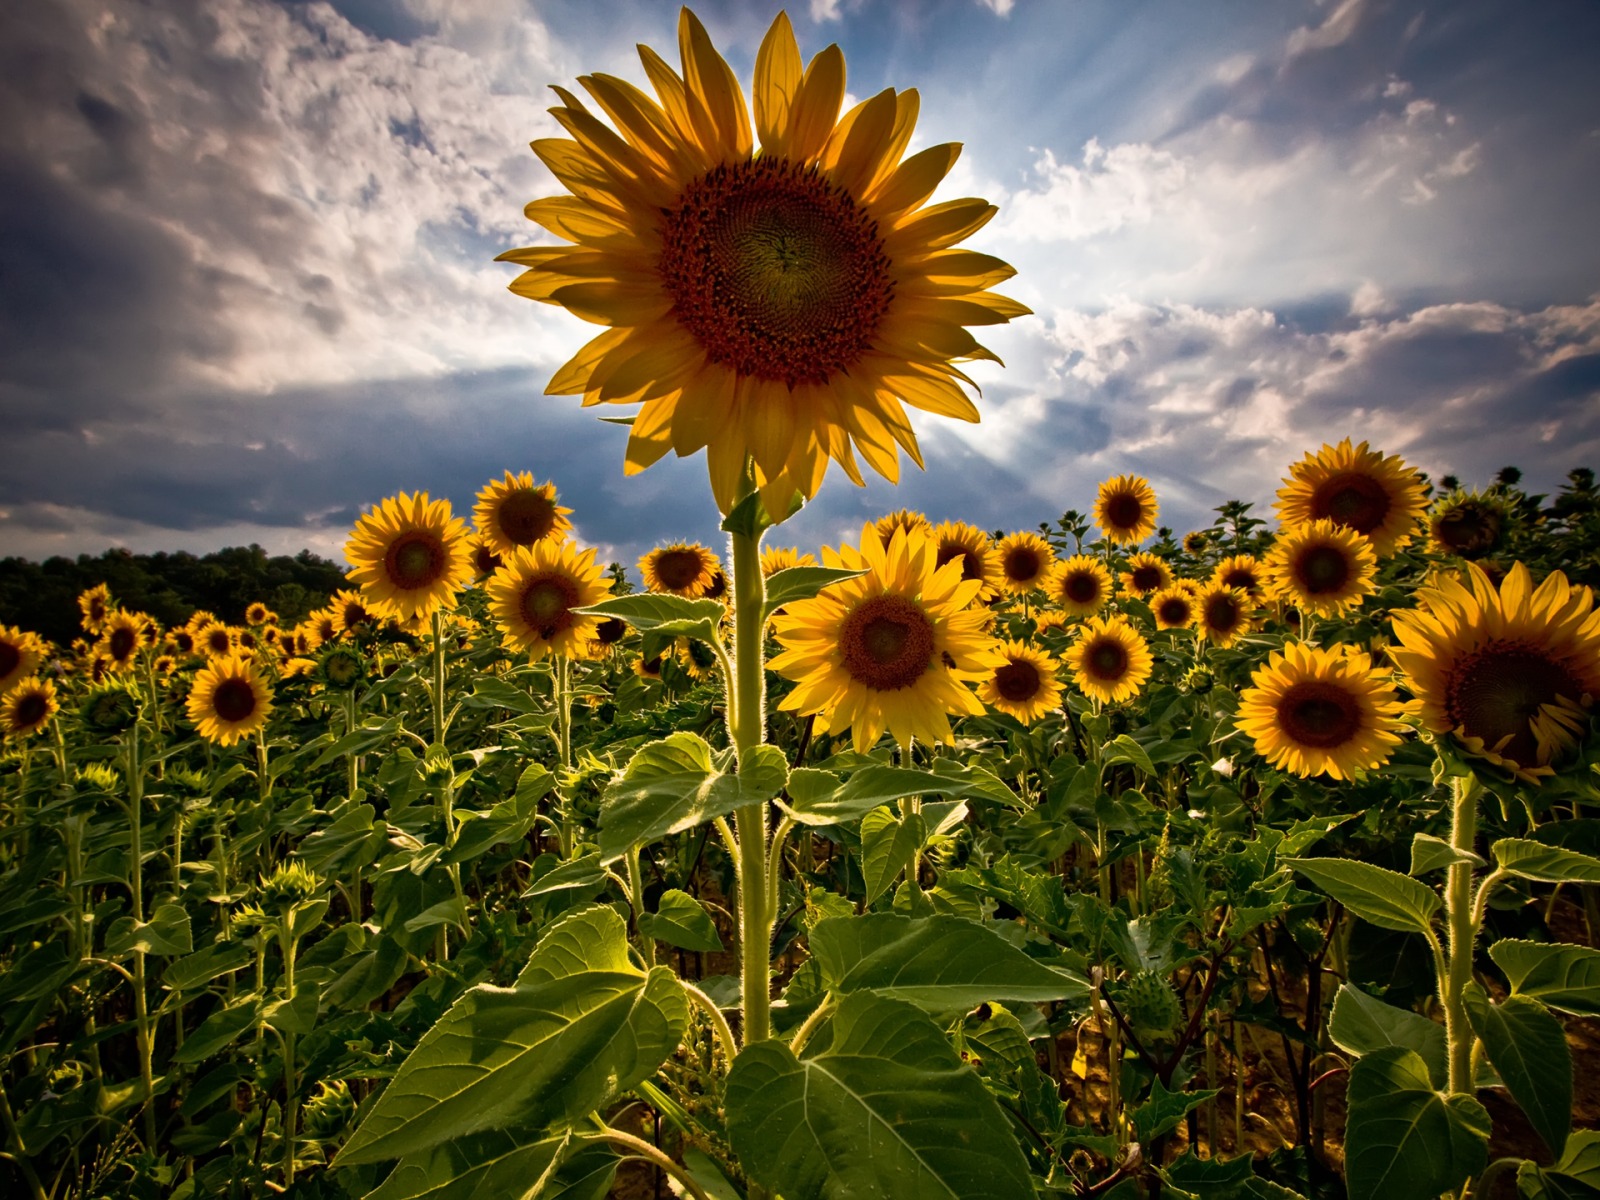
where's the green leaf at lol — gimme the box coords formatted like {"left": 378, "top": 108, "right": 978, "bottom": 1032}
{"left": 172, "top": 998, "right": 261, "bottom": 1064}
{"left": 105, "top": 902, "right": 193, "bottom": 957}
{"left": 1409, "top": 832, "right": 1485, "bottom": 876}
{"left": 761, "top": 566, "right": 867, "bottom": 620}
{"left": 162, "top": 940, "right": 253, "bottom": 994}
{"left": 1518, "top": 1130, "right": 1600, "bottom": 1199}
{"left": 403, "top": 896, "right": 469, "bottom": 935}
{"left": 781, "top": 763, "right": 1017, "bottom": 826}
{"left": 263, "top": 985, "right": 319, "bottom": 1035}
{"left": 337, "top": 907, "right": 688, "bottom": 1167}
{"left": 520, "top": 854, "right": 607, "bottom": 900}
{"left": 308, "top": 715, "right": 403, "bottom": 770}
{"left": 296, "top": 804, "right": 387, "bottom": 874}
{"left": 724, "top": 992, "right": 1033, "bottom": 1199}
{"left": 719, "top": 487, "right": 803, "bottom": 538}
{"left": 445, "top": 780, "right": 546, "bottom": 866}
{"left": 861, "top": 808, "right": 926, "bottom": 904}
{"left": 1490, "top": 940, "right": 1600, "bottom": 1016}
{"left": 638, "top": 889, "right": 723, "bottom": 953}
{"left": 1344, "top": 1046, "right": 1490, "bottom": 1200}
{"left": 1326, "top": 983, "right": 1448, "bottom": 1088}
{"left": 809, "top": 913, "right": 1088, "bottom": 1010}
{"left": 598, "top": 733, "right": 784, "bottom": 863}
{"left": 1493, "top": 838, "right": 1600, "bottom": 884}
{"left": 1104, "top": 734, "right": 1156, "bottom": 776}
{"left": 1283, "top": 857, "right": 1441, "bottom": 936}
{"left": 363, "top": 1129, "right": 618, "bottom": 1200}
{"left": 574, "top": 594, "right": 726, "bottom": 644}
{"left": 1463, "top": 983, "right": 1571, "bottom": 1157}
{"left": 1134, "top": 1078, "right": 1219, "bottom": 1143}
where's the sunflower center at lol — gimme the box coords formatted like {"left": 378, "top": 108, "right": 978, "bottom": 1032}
{"left": 1448, "top": 641, "right": 1582, "bottom": 766}
{"left": 1004, "top": 547, "right": 1042, "bottom": 583}
{"left": 520, "top": 574, "right": 581, "bottom": 640}
{"left": 1130, "top": 565, "right": 1163, "bottom": 593}
{"left": 207, "top": 630, "right": 231, "bottom": 654}
{"left": 1063, "top": 572, "right": 1101, "bottom": 604}
{"left": 1312, "top": 472, "right": 1390, "bottom": 534}
{"left": 1435, "top": 504, "right": 1499, "bottom": 556}
{"left": 937, "top": 545, "right": 987, "bottom": 584}
{"left": 385, "top": 532, "right": 446, "bottom": 591}
{"left": 473, "top": 544, "right": 503, "bottom": 577}
{"left": 1104, "top": 493, "right": 1146, "bottom": 532}
{"left": 496, "top": 490, "right": 559, "bottom": 546}
{"left": 595, "top": 617, "right": 628, "bottom": 646}
{"left": 653, "top": 549, "right": 707, "bottom": 593}
{"left": 1085, "top": 638, "right": 1130, "bottom": 681}
{"left": 1204, "top": 593, "right": 1243, "bottom": 633}
{"left": 1157, "top": 597, "right": 1192, "bottom": 625}
{"left": 109, "top": 627, "right": 137, "bottom": 661}
{"left": 1221, "top": 567, "right": 1258, "bottom": 593}
{"left": 840, "top": 594, "right": 936, "bottom": 691}
{"left": 659, "top": 157, "right": 893, "bottom": 388}
{"left": 212, "top": 678, "right": 259, "bottom": 724}
{"left": 0, "top": 642, "right": 19, "bottom": 679}
{"left": 12, "top": 691, "right": 48, "bottom": 730}
{"left": 1276, "top": 681, "right": 1360, "bottom": 748}
{"left": 1297, "top": 546, "right": 1350, "bottom": 594}
{"left": 995, "top": 660, "right": 1043, "bottom": 702}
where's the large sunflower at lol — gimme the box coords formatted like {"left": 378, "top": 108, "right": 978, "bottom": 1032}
{"left": 473, "top": 471, "right": 573, "bottom": 556}
{"left": 1066, "top": 615, "right": 1153, "bottom": 705}
{"left": 0, "top": 625, "right": 46, "bottom": 694}
{"left": 499, "top": 10, "right": 1028, "bottom": 516}
{"left": 187, "top": 654, "right": 274, "bottom": 747}
{"left": 345, "top": 492, "right": 474, "bottom": 623}
{"left": 487, "top": 539, "right": 613, "bottom": 661}
{"left": 1045, "top": 555, "right": 1114, "bottom": 619}
{"left": 770, "top": 524, "right": 1003, "bottom": 750}
{"left": 1265, "top": 520, "right": 1377, "bottom": 616}
{"left": 2, "top": 677, "right": 58, "bottom": 739}
{"left": 1119, "top": 552, "right": 1172, "bottom": 598}
{"left": 978, "top": 640, "right": 1063, "bottom": 724}
{"left": 1093, "top": 475, "right": 1159, "bottom": 545}
{"left": 1389, "top": 562, "right": 1600, "bottom": 781}
{"left": 640, "top": 542, "right": 722, "bottom": 598}
{"left": 1275, "top": 438, "right": 1427, "bottom": 557}
{"left": 994, "top": 531, "right": 1056, "bottom": 597}
{"left": 1236, "top": 643, "right": 1405, "bottom": 780}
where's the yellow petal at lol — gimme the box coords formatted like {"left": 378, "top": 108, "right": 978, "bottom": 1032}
{"left": 821, "top": 88, "right": 900, "bottom": 199}
{"left": 547, "top": 328, "right": 631, "bottom": 395}
{"left": 678, "top": 8, "right": 751, "bottom": 162}
{"left": 520, "top": 197, "right": 630, "bottom": 246}
{"left": 753, "top": 11, "right": 802, "bottom": 154}
{"left": 869, "top": 142, "right": 961, "bottom": 217}
{"left": 785, "top": 42, "right": 845, "bottom": 163}
{"left": 886, "top": 198, "right": 999, "bottom": 252}
{"left": 548, "top": 281, "right": 673, "bottom": 327}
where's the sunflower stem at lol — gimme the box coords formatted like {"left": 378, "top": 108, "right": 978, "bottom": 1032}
{"left": 555, "top": 655, "right": 575, "bottom": 856}
{"left": 1442, "top": 770, "right": 1481, "bottom": 1095}
{"left": 125, "top": 719, "right": 158, "bottom": 1147}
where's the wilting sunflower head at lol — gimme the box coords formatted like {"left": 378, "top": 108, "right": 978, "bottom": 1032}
{"left": 473, "top": 471, "right": 573, "bottom": 556}
{"left": 931, "top": 521, "right": 998, "bottom": 601}
{"left": 187, "top": 654, "right": 273, "bottom": 747}
{"left": 1150, "top": 584, "right": 1198, "bottom": 631}
{"left": 639, "top": 542, "right": 722, "bottom": 599}
{"left": 500, "top": 9, "right": 1029, "bottom": 517}
{"left": 1389, "top": 561, "right": 1600, "bottom": 781}
{"left": 345, "top": 492, "right": 474, "bottom": 624}
{"left": 761, "top": 546, "right": 819, "bottom": 577}
{"left": 1182, "top": 531, "right": 1209, "bottom": 555}
{"left": 1429, "top": 489, "right": 1512, "bottom": 560}
{"left": 770, "top": 523, "right": 1004, "bottom": 750}
{"left": 1265, "top": 520, "right": 1378, "bottom": 616}
{"left": 0, "top": 625, "right": 46, "bottom": 695}
{"left": 1119, "top": 552, "right": 1172, "bottom": 598}
{"left": 1045, "top": 555, "right": 1113, "bottom": 619}
{"left": 1210, "top": 554, "right": 1265, "bottom": 598}
{"left": 1236, "top": 642, "right": 1406, "bottom": 781}
{"left": 1195, "top": 583, "right": 1255, "bottom": 648}
{"left": 1065, "top": 614, "right": 1153, "bottom": 706}
{"left": 1275, "top": 438, "right": 1427, "bottom": 557}
{"left": 995, "top": 531, "right": 1056, "bottom": 597}
{"left": 978, "top": 640, "right": 1063, "bottom": 725}
{"left": 1094, "top": 475, "right": 1159, "bottom": 546}
{"left": 2, "top": 678, "right": 58, "bottom": 739}
{"left": 487, "top": 538, "right": 612, "bottom": 661}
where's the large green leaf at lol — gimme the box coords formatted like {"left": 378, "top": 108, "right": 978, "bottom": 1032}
{"left": 861, "top": 808, "right": 926, "bottom": 904}
{"left": 575, "top": 594, "right": 726, "bottom": 643}
{"left": 1518, "top": 1130, "right": 1600, "bottom": 1199}
{"left": 724, "top": 992, "right": 1033, "bottom": 1199}
{"left": 809, "top": 913, "right": 1088, "bottom": 1010}
{"left": 1492, "top": 839, "right": 1600, "bottom": 884}
{"left": 597, "top": 734, "right": 786, "bottom": 863}
{"left": 1490, "top": 940, "right": 1600, "bottom": 1016}
{"left": 336, "top": 907, "right": 687, "bottom": 1167}
{"left": 105, "top": 902, "right": 193, "bottom": 957}
{"left": 296, "top": 803, "right": 387, "bottom": 874}
{"left": 781, "top": 762, "right": 1017, "bottom": 826}
{"left": 1283, "top": 858, "right": 1440, "bottom": 936}
{"left": 638, "top": 889, "right": 723, "bottom": 953}
{"left": 445, "top": 772, "right": 549, "bottom": 865}
{"left": 1344, "top": 1046, "right": 1490, "bottom": 1200}
{"left": 363, "top": 1129, "right": 618, "bottom": 1200}
{"left": 1326, "top": 983, "right": 1448, "bottom": 1088}
{"left": 1134, "top": 1078, "right": 1218, "bottom": 1143}
{"left": 762, "top": 566, "right": 867, "bottom": 620}
{"left": 1463, "top": 983, "right": 1570, "bottom": 1157}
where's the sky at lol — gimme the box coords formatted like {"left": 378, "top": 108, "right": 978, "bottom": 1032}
{"left": 2, "top": 0, "right": 1598, "bottom": 572}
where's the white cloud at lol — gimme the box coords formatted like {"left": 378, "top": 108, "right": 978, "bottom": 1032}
{"left": 1000, "top": 140, "right": 1189, "bottom": 241}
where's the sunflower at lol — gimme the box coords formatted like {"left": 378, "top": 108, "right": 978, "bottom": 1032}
{"left": 761, "top": 546, "right": 819, "bottom": 576}
{"left": 1150, "top": 585, "right": 1198, "bottom": 631}
{"left": 186, "top": 609, "right": 219, "bottom": 635}
{"left": 770, "top": 524, "right": 1003, "bottom": 750}
{"left": 1, "top": 678, "right": 58, "bottom": 739}
{"left": 1094, "top": 475, "right": 1159, "bottom": 545}
{"left": 979, "top": 640, "right": 1063, "bottom": 724}
{"left": 488, "top": 538, "right": 613, "bottom": 661}
{"left": 469, "top": 535, "right": 506, "bottom": 582}
{"left": 473, "top": 471, "right": 573, "bottom": 556}
{"left": 701, "top": 567, "right": 730, "bottom": 603}
{"left": 995, "top": 531, "right": 1056, "bottom": 597}
{"left": 1428, "top": 490, "right": 1512, "bottom": 560}
{"left": 314, "top": 604, "right": 349, "bottom": 642}
{"left": 244, "top": 602, "right": 276, "bottom": 627}
{"left": 874, "top": 510, "right": 934, "bottom": 545}
{"left": 97, "top": 611, "right": 150, "bottom": 671}
{"left": 1119, "top": 552, "right": 1172, "bottom": 598}
{"left": 1389, "top": 562, "right": 1600, "bottom": 781}
{"left": 81, "top": 679, "right": 139, "bottom": 733}
{"left": 635, "top": 651, "right": 667, "bottom": 681}
{"left": 1236, "top": 643, "right": 1405, "bottom": 780}
{"left": 500, "top": 9, "right": 1029, "bottom": 516}
{"left": 1265, "top": 520, "right": 1378, "bottom": 616}
{"left": 1066, "top": 615, "right": 1153, "bottom": 705}
{"left": 0, "top": 626, "right": 46, "bottom": 694}
{"left": 591, "top": 616, "right": 631, "bottom": 651}
{"left": 1045, "top": 556, "right": 1114, "bottom": 619}
{"left": 187, "top": 655, "right": 274, "bottom": 747}
{"left": 1195, "top": 583, "right": 1254, "bottom": 648}
{"left": 1032, "top": 609, "right": 1071, "bottom": 637}
{"left": 345, "top": 492, "right": 474, "bottom": 623}
{"left": 197, "top": 622, "right": 239, "bottom": 659}
{"left": 639, "top": 542, "right": 722, "bottom": 598}
{"left": 316, "top": 645, "right": 366, "bottom": 691}
{"left": 932, "top": 521, "right": 998, "bottom": 601}
{"left": 1210, "top": 554, "right": 1266, "bottom": 598}
{"left": 78, "top": 584, "right": 114, "bottom": 634}
{"left": 1275, "top": 438, "right": 1427, "bottom": 557}
{"left": 166, "top": 627, "right": 197, "bottom": 658}
{"left": 1182, "top": 531, "right": 1208, "bottom": 555}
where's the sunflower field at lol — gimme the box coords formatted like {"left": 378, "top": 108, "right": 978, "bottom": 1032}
{"left": 5, "top": 10, "right": 1600, "bottom": 1200}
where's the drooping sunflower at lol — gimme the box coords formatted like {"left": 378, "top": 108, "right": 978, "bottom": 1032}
{"left": 345, "top": 492, "right": 474, "bottom": 623}
{"left": 1150, "top": 585, "right": 1198, "bottom": 631}
{"left": 2, "top": 678, "right": 58, "bottom": 739}
{"left": 1236, "top": 642, "right": 1405, "bottom": 780}
{"left": 931, "top": 521, "right": 998, "bottom": 601}
{"left": 1265, "top": 520, "right": 1378, "bottom": 616}
{"left": 770, "top": 524, "right": 1004, "bottom": 750}
{"left": 473, "top": 471, "right": 573, "bottom": 557}
{"left": 186, "top": 655, "right": 273, "bottom": 747}
{"left": 979, "top": 640, "right": 1063, "bottom": 725}
{"left": 500, "top": 9, "right": 1029, "bottom": 516}
{"left": 1066, "top": 615, "right": 1153, "bottom": 705}
{"left": 995, "top": 531, "right": 1056, "bottom": 597}
{"left": 1389, "top": 562, "right": 1600, "bottom": 781}
{"left": 79, "top": 584, "right": 114, "bottom": 634}
{"left": 0, "top": 626, "right": 46, "bottom": 694}
{"left": 97, "top": 612, "right": 151, "bottom": 671}
{"left": 1210, "top": 554, "right": 1266, "bottom": 598}
{"left": 1428, "top": 490, "right": 1512, "bottom": 560}
{"left": 1275, "top": 438, "right": 1427, "bottom": 557}
{"left": 1195, "top": 583, "right": 1254, "bottom": 648}
{"left": 874, "top": 510, "right": 934, "bottom": 546}
{"left": 639, "top": 542, "right": 722, "bottom": 598}
{"left": 1119, "top": 552, "right": 1172, "bottom": 598}
{"left": 1094, "top": 475, "right": 1159, "bottom": 545}
{"left": 81, "top": 679, "right": 139, "bottom": 733}
{"left": 761, "top": 546, "right": 819, "bottom": 576}
{"left": 488, "top": 539, "right": 613, "bottom": 661}
{"left": 1045, "top": 556, "right": 1114, "bottom": 619}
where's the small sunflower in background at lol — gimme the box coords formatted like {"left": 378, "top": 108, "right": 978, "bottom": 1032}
{"left": 468, "top": 535, "right": 505, "bottom": 582}
{"left": 1150, "top": 584, "right": 1198, "bottom": 631}
{"left": 1119, "top": 552, "right": 1172, "bottom": 598}
{"left": 586, "top": 616, "right": 631, "bottom": 658}
{"left": 761, "top": 546, "right": 819, "bottom": 576}
{"left": 701, "top": 567, "right": 730, "bottom": 604}
{"left": 639, "top": 542, "right": 722, "bottom": 598}
{"left": 81, "top": 679, "right": 139, "bottom": 733}
{"left": 1389, "top": 562, "right": 1600, "bottom": 781}
{"left": 1210, "top": 554, "right": 1266, "bottom": 598}
{"left": 770, "top": 524, "right": 1003, "bottom": 751}
{"left": 309, "top": 607, "right": 342, "bottom": 645}
{"left": 979, "top": 640, "right": 1063, "bottom": 724}
{"left": 1428, "top": 489, "right": 1512, "bottom": 560}
{"left": 635, "top": 652, "right": 668, "bottom": 682}
{"left": 244, "top": 602, "right": 277, "bottom": 627}
{"left": 1265, "top": 519, "right": 1378, "bottom": 616}
{"left": 316, "top": 644, "right": 366, "bottom": 691}
{"left": 345, "top": 492, "right": 474, "bottom": 623}
{"left": 1236, "top": 642, "right": 1405, "bottom": 780}
{"left": 2, "top": 677, "right": 58, "bottom": 739}
{"left": 196, "top": 622, "right": 238, "bottom": 659}
{"left": 474, "top": 471, "right": 572, "bottom": 557}
{"left": 932, "top": 521, "right": 998, "bottom": 601}
{"left": 875, "top": 510, "right": 933, "bottom": 546}
{"left": 1195, "top": 583, "right": 1254, "bottom": 648}
{"left": 1045, "top": 556, "right": 1114, "bottom": 619}
{"left": 1093, "top": 475, "right": 1159, "bottom": 545}
{"left": 97, "top": 612, "right": 152, "bottom": 672}
{"left": 187, "top": 655, "right": 273, "bottom": 747}
{"left": 331, "top": 591, "right": 378, "bottom": 637}
{"left": 488, "top": 539, "right": 612, "bottom": 661}
{"left": 1275, "top": 438, "right": 1427, "bottom": 557}
{"left": 1066, "top": 615, "right": 1153, "bottom": 705}
{"left": 78, "top": 584, "right": 114, "bottom": 634}
{"left": 994, "top": 531, "right": 1056, "bottom": 597}
{"left": 0, "top": 625, "right": 46, "bottom": 694}
{"left": 1182, "top": 531, "right": 1209, "bottom": 555}
{"left": 166, "top": 627, "right": 197, "bottom": 658}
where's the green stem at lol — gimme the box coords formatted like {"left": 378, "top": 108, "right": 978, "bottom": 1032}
{"left": 591, "top": 1126, "right": 715, "bottom": 1200}
{"left": 555, "top": 655, "right": 575, "bottom": 857}
{"left": 280, "top": 931, "right": 298, "bottom": 1186}
{"left": 126, "top": 722, "right": 157, "bottom": 1147}
{"left": 431, "top": 610, "right": 448, "bottom": 746}
{"left": 681, "top": 981, "right": 738, "bottom": 1066}
{"left": 628, "top": 847, "right": 655, "bottom": 968}
{"left": 1443, "top": 772, "right": 1480, "bottom": 1095}
{"left": 0, "top": 1082, "right": 48, "bottom": 1200}
{"left": 344, "top": 688, "right": 360, "bottom": 799}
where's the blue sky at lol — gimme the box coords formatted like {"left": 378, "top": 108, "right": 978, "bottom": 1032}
{"left": 2, "top": 0, "right": 1597, "bottom": 571}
